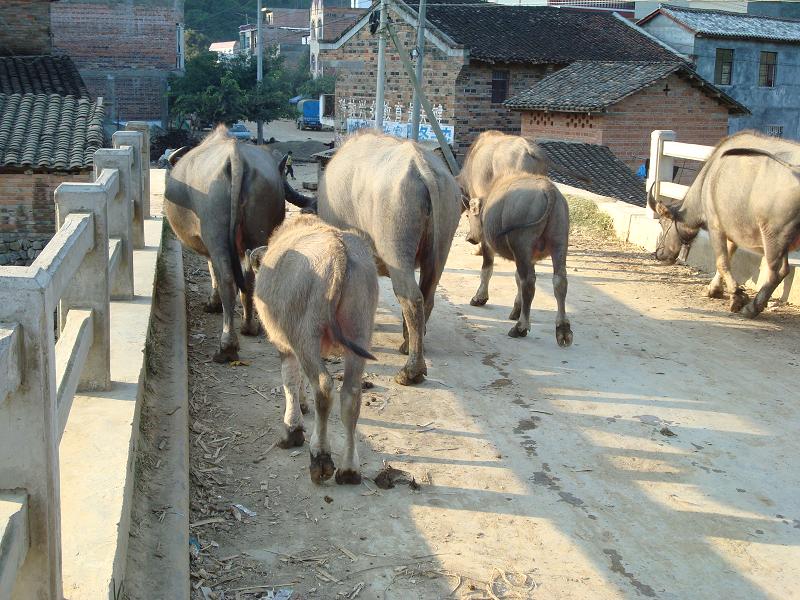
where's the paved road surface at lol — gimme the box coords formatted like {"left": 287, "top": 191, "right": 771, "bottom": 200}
{"left": 186, "top": 215, "right": 800, "bottom": 599}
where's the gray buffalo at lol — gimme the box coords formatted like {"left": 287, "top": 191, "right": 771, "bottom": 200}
{"left": 317, "top": 131, "right": 461, "bottom": 385}
{"left": 164, "top": 126, "right": 314, "bottom": 362}
{"left": 652, "top": 130, "right": 800, "bottom": 318}
{"left": 466, "top": 172, "right": 573, "bottom": 346}
{"left": 250, "top": 214, "right": 378, "bottom": 485}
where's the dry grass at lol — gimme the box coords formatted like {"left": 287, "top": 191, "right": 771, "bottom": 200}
{"left": 566, "top": 194, "right": 615, "bottom": 238}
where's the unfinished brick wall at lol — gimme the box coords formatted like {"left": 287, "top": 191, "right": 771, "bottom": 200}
{"left": 52, "top": 0, "right": 183, "bottom": 122}
{"left": 520, "top": 74, "right": 730, "bottom": 169}
{"left": 324, "top": 11, "right": 466, "bottom": 143}
{"left": 0, "top": 172, "right": 91, "bottom": 265}
{"left": 0, "top": 1, "right": 52, "bottom": 55}
{"left": 321, "top": 8, "right": 546, "bottom": 160}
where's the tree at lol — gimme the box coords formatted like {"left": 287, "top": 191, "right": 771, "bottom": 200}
{"left": 168, "top": 49, "right": 292, "bottom": 129}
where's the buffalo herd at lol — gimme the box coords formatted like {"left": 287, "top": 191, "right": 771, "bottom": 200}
{"left": 164, "top": 126, "right": 799, "bottom": 484}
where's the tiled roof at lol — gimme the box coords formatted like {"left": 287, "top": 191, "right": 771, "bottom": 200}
{"left": 0, "top": 93, "right": 105, "bottom": 171}
{"left": 402, "top": 2, "right": 679, "bottom": 64}
{"left": 540, "top": 140, "right": 646, "bottom": 206}
{"left": 505, "top": 60, "right": 749, "bottom": 115}
{"left": 640, "top": 4, "right": 800, "bottom": 43}
{"left": 0, "top": 56, "right": 90, "bottom": 98}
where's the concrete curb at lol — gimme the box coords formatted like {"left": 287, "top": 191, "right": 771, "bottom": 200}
{"left": 123, "top": 222, "right": 189, "bottom": 600}
{"left": 556, "top": 182, "right": 800, "bottom": 306}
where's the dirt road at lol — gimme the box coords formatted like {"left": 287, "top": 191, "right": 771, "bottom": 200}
{"left": 186, "top": 211, "right": 800, "bottom": 599}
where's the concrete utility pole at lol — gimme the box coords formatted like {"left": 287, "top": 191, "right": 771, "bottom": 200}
{"left": 374, "top": 0, "right": 388, "bottom": 130}
{"left": 410, "top": 0, "right": 427, "bottom": 141}
{"left": 256, "top": 0, "right": 264, "bottom": 144}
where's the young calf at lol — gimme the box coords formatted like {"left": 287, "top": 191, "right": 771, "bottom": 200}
{"left": 466, "top": 172, "right": 573, "bottom": 346}
{"left": 250, "top": 215, "right": 379, "bottom": 484}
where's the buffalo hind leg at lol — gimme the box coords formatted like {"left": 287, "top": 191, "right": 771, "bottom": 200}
{"left": 708, "top": 230, "right": 748, "bottom": 312}
{"left": 743, "top": 252, "right": 790, "bottom": 318}
{"left": 390, "top": 267, "right": 427, "bottom": 385}
{"left": 509, "top": 248, "right": 536, "bottom": 338}
{"left": 470, "top": 244, "right": 495, "bottom": 307}
{"left": 239, "top": 264, "right": 260, "bottom": 336}
{"left": 204, "top": 260, "right": 223, "bottom": 313}
{"left": 299, "top": 350, "right": 335, "bottom": 483}
{"left": 707, "top": 240, "right": 737, "bottom": 299}
{"left": 209, "top": 254, "right": 240, "bottom": 363}
{"left": 277, "top": 352, "right": 305, "bottom": 448}
{"left": 335, "top": 353, "right": 365, "bottom": 484}
{"left": 551, "top": 241, "right": 573, "bottom": 347}
{"left": 509, "top": 271, "right": 522, "bottom": 321}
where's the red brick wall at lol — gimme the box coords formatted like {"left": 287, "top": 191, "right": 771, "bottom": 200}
{"left": 0, "top": 1, "right": 52, "bottom": 55}
{"left": 0, "top": 172, "right": 91, "bottom": 266}
{"left": 519, "top": 74, "right": 730, "bottom": 169}
{"left": 322, "top": 8, "right": 551, "bottom": 159}
{"left": 52, "top": 0, "right": 183, "bottom": 121}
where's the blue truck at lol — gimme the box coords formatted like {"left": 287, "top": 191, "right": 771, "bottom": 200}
{"left": 296, "top": 99, "right": 321, "bottom": 131}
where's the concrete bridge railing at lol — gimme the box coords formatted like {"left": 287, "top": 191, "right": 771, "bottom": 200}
{"left": 0, "top": 127, "right": 148, "bottom": 599}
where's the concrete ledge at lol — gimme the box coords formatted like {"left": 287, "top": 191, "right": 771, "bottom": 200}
{"left": 0, "top": 491, "right": 28, "bottom": 599}
{"left": 556, "top": 183, "right": 800, "bottom": 306}
{"left": 58, "top": 215, "right": 163, "bottom": 599}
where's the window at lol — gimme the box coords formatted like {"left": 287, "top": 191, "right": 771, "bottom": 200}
{"left": 176, "top": 23, "right": 185, "bottom": 70}
{"left": 491, "top": 70, "right": 510, "bottom": 104}
{"left": 714, "top": 48, "right": 733, "bottom": 85}
{"left": 759, "top": 51, "right": 777, "bottom": 87}
{"left": 764, "top": 124, "right": 783, "bottom": 137}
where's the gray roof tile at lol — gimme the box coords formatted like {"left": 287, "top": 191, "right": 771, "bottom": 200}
{"left": 643, "top": 4, "right": 800, "bottom": 43}
{"left": 505, "top": 60, "right": 749, "bottom": 115}
{"left": 0, "top": 56, "right": 90, "bottom": 97}
{"left": 0, "top": 93, "right": 105, "bottom": 171}
{"left": 540, "top": 140, "right": 646, "bottom": 206}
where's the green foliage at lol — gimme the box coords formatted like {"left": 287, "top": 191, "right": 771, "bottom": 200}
{"left": 298, "top": 75, "right": 335, "bottom": 98}
{"left": 169, "top": 49, "right": 293, "bottom": 128}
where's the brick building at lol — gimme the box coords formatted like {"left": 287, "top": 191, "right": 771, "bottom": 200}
{"left": 310, "top": 0, "right": 367, "bottom": 77}
{"left": 51, "top": 0, "right": 185, "bottom": 124}
{"left": 318, "top": 1, "right": 680, "bottom": 159}
{"left": 506, "top": 60, "right": 748, "bottom": 169}
{"left": 0, "top": 57, "right": 104, "bottom": 266}
{"left": 0, "top": 1, "right": 54, "bottom": 55}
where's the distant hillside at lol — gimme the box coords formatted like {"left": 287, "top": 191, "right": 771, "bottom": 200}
{"left": 186, "top": 0, "right": 313, "bottom": 42}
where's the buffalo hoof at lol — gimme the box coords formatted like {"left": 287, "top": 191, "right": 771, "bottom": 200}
{"left": 706, "top": 286, "right": 724, "bottom": 299}
{"left": 309, "top": 451, "right": 335, "bottom": 484}
{"left": 395, "top": 367, "right": 425, "bottom": 386}
{"left": 213, "top": 345, "right": 239, "bottom": 363}
{"left": 730, "top": 290, "right": 749, "bottom": 313}
{"left": 240, "top": 320, "right": 261, "bottom": 336}
{"left": 508, "top": 324, "right": 528, "bottom": 338}
{"left": 300, "top": 400, "right": 310, "bottom": 415}
{"left": 335, "top": 468, "right": 362, "bottom": 485}
{"left": 556, "top": 323, "right": 573, "bottom": 347}
{"left": 399, "top": 340, "right": 409, "bottom": 355}
{"left": 470, "top": 296, "right": 489, "bottom": 307}
{"left": 741, "top": 302, "right": 762, "bottom": 319}
{"left": 277, "top": 426, "right": 305, "bottom": 449}
{"left": 509, "top": 305, "right": 521, "bottom": 320}
{"left": 204, "top": 301, "right": 223, "bottom": 314}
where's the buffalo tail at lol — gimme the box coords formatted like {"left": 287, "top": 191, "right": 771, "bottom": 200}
{"left": 229, "top": 149, "right": 247, "bottom": 292}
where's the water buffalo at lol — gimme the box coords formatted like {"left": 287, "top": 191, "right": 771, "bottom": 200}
{"left": 651, "top": 130, "right": 800, "bottom": 318}
{"left": 317, "top": 131, "right": 461, "bottom": 385}
{"left": 250, "top": 215, "right": 378, "bottom": 485}
{"left": 466, "top": 172, "right": 573, "bottom": 346}
{"left": 164, "top": 125, "right": 314, "bottom": 362}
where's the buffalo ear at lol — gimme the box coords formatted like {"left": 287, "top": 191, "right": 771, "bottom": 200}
{"left": 655, "top": 201, "right": 673, "bottom": 219}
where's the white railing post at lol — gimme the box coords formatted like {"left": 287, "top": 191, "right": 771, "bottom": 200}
{"left": 0, "top": 274, "right": 63, "bottom": 600}
{"left": 647, "top": 130, "right": 675, "bottom": 218}
{"left": 94, "top": 149, "right": 134, "bottom": 299}
{"left": 112, "top": 131, "right": 145, "bottom": 249}
{"left": 55, "top": 183, "right": 111, "bottom": 392}
{"left": 125, "top": 122, "right": 151, "bottom": 219}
